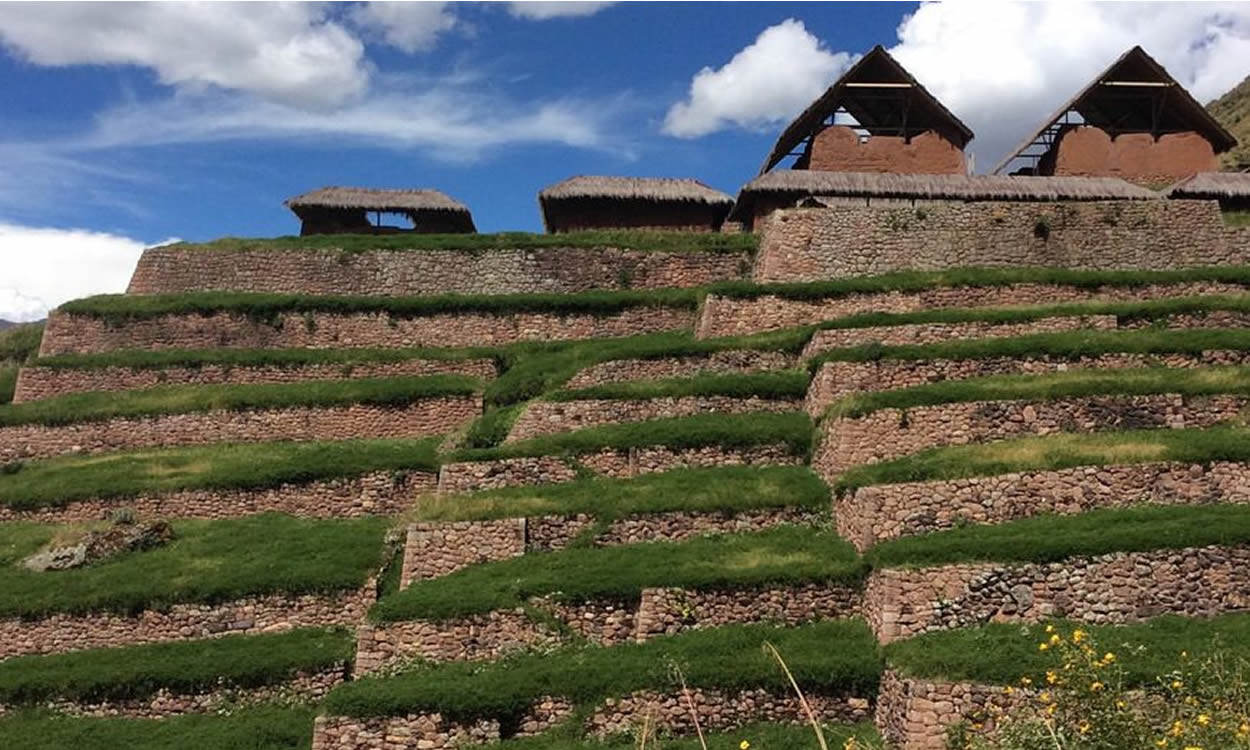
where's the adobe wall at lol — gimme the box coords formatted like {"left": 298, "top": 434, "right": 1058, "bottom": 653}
{"left": 0, "top": 470, "right": 436, "bottom": 524}
{"left": 565, "top": 350, "right": 798, "bottom": 389}
{"left": 505, "top": 396, "right": 801, "bottom": 442}
{"left": 838, "top": 461, "right": 1250, "bottom": 551}
{"left": 813, "top": 394, "right": 1245, "bottom": 480}
{"left": 0, "top": 585, "right": 373, "bottom": 659}
{"left": 126, "top": 246, "right": 746, "bottom": 296}
{"left": 438, "top": 444, "right": 802, "bottom": 494}
{"left": 863, "top": 544, "right": 1250, "bottom": 643}
{"left": 808, "top": 126, "right": 965, "bottom": 174}
{"left": 1047, "top": 126, "right": 1219, "bottom": 185}
{"left": 751, "top": 200, "right": 1243, "bottom": 284}
{"left": 0, "top": 397, "right": 481, "bottom": 462}
{"left": 694, "top": 280, "right": 1249, "bottom": 338}
{"left": 12, "top": 358, "right": 496, "bottom": 403}
{"left": 40, "top": 307, "right": 694, "bottom": 355}
{"left": 875, "top": 670, "right": 1013, "bottom": 750}
{"left": 806, "top": 350, "right": 1250, "bottom": 416}
{"left": 800, "top": 315, "right": 1116, "bottom": 359}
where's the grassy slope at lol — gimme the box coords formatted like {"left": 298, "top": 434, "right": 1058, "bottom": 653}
{"left": 163, "top": 230, "right": 758, "bottom": 254}
{"left": 0, "top": 707, "right": 312, "bottom": 750}
{"left": 325, "top": 619, "right": 880, "bottom": 721}
{"left": 1209, "top": 72, "right": 1250, "bottom": 170}
{"left": 371, "top": 526, "right": 862, "bottom": 622}
{"left": 828, "top": 365, "right": 1250, "bottom": 418}
{"left": 887, "top": 613, "right": 1250, "bottom": 686}
{"left": 548, "top": 370, "right": 809, "bottom": 402}
{"left": 497, "top": 721, "right": 881, "bottom": 750}
{"left": 0, "top": 628, "right": 352, "bottom": 704}
{"left": 0, "top": 374, "right": 478, "bottom": 428}
{"left": 0, "top": 322, "right": 43, "bottom": 405}
{"left": 0, "top": 514, "right": 386, "bottom": 617}
{"left": 0, "top": 438, "right": 441, "bottom": 511}
{"left": 411, "top": 465, "right": 829, "bottom": 522}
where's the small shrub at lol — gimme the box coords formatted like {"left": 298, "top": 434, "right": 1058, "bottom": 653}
{"left": 1032, "top": 218, "right": 1051, "bottom": 241}
{"left": 0, "top": 461, "right": 22, "bottom": 476}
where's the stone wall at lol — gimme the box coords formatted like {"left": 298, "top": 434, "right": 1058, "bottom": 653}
{"left": 353, "top": 611, "right": 556, "bottom": 673}
{"left": 565, "top": 350, "right": 797, "bottom": 389}
{"left": 0, "top": 586, "right": 373, "bottom": 659}
{"left": 633, "top": 584, "right": 862, "bottom": 640}
{"left": 399, "top": 520, "right": 526, "bottom": 588}
{"left": 12, "top": 358, "right": 496, "bottom": 403}
{"left": 838, "top": 461, "right": 1250, "bottom": 551}
{"left": 806, "top": 350, "right": 1250, "bottom": 417}
{"left": 813, "top": 394, "right": 1246, "bottom": 481}
{"left": 863, "top": 544, "right": 1250, "bottom": 644}
{"left": 694, "top": 281, "right": 1248, "bottom": 338}
{"left": 505, "top": 397, "right": 801, "bottom": 442}
{"left": 0, "top": 470, "right": 435, "bottom": 524}
{"left": 313, "top": 714, "right": 499, "bottom": 750}
{"left": 808, "top": 126, "right": 966, "bottom": 174}
{"left": 438, "top": 444, "right": 802, "bottom": 494}
{"left": 875, "top": 670, "right": 1012, "bottom": 750}
{"left": 40, "top": 307, "right": 694, "bottom": 356}
{"left": 799, "top": 315, "right": 1117, "bottom": 359}
{"left": 126, "top": 246, "right": 747, "bottom": 296}
{"left": 0, "top": 397, "right": 481, "bottom": 462}
{"left": 752, "top": 200, "right": 1244, "bottom": 284}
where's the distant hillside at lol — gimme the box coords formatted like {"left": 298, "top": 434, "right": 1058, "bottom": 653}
{"left": 0, "top": 320, "right": 14, "bottom": 331}
{"left": 1209, "top": 72, "right": 1250, "bottom": 170}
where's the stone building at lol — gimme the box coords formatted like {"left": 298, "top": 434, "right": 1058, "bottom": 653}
{"left": 284, "top": 186, "right": 476, "bottom": 236}
{"left": 537, "top": 176, "right": 734, "bottom": 233}
{"left": 992, "top": 46, "right": 1238, "bottom": 186}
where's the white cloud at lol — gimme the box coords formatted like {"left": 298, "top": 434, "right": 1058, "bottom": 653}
{"left": 507, "top": 2, "right": 616, "bottom": 20}
{"left": 0, "top": 2, "right": 368, "bottom": 109}
{"left": 662, "top": 19, "right": 852, "bottom": 138}
{"left": 0, "top": 224, "right": 174, "bottom": 322}
{"left": 349, "top": 2, "right": 458, "bottom": 53}
{"left": 887, "top": 2, "right": 1250, "bottom": 171}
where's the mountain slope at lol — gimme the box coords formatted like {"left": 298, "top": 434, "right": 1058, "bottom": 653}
{"left": 1209, "top": 71, "right": 1250, "bottom": 170}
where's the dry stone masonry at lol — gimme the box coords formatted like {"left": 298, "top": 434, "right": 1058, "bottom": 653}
{"left": 505, "top": 397, "right": 801, "bottom": 442}
{"left": 875, "top": 670, "right": 1015, "bottom": 750}
{"left": 565, "top": 350, "right": 798, "bottom": 389}
{"left": 800, "top": 315, "right": 1117, "bottom": 358}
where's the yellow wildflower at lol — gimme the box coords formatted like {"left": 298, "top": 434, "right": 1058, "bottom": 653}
{"left": 1116, "top": 700, "right": 1126, "bottom": 709}
{"left": 1046, "top": 704, "right": 1057, "bottom": 716}
{"left": 1020, "top": 677, "right": 1032, "bottom": 686}
{"left": 1170, "top": 721, "right": 1184, "bottom": 737}
{"left": 1079, "top": 721, "right": 1091, "bottom": 734}
{"left": 1039, "top": 691, "right": 1051, "bottom": 704}
{"left": 1156, "top": 740, "right": 1168, "bottom": 748}
{"left": 1046, "top": 671, "right": 1058, "bottom": 684}
{"left": 1072, "top": 629, "right": 1086, "bottom": 643}
{"left": 1050, "top": 634, "right": 1062, "bottom": 645}
{"left": 1091, "top": 681, "right": 1104, "bottom": 692}
{"left": 1003, "top": 686, "right": 1014, "bottom": 695}
{"left": 1039, "top": 643, "right": 1049, "bottom": 651}
{"left": 1045, "top": 624, "right": 1055, "bottom": 633}
{"left": 740, "top": 742, "right": 751, "bottom": 750}
{"left": 1197, "top": 714, "right": 1210, "bottom": 726}
{"left": 1103, "top": 652, "right": 1116, "bottom": 663}
{"left": 1172, "top": 680, "right": 1184, "bottom": 690}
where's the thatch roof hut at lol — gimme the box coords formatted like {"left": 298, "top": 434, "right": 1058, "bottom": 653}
{"left": 759, "top": 45, "right": 974, "bottom": 177}
{"left": 729, "top": 171, "right": 1157, "bottom": 225}
{"left": 1164, "top": 171, "right": 1250, "bottom": 210}
{"left": 992, "top": 46, "right": 1237, "bottom": 185}
{"left": 285, "top": 187, "right": 476, "bottom": 236}
{"left": 538, "top": 176, "right": 733, "bottom": 233}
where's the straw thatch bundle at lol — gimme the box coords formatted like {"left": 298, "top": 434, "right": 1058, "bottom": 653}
{"left": 285, "top": 187, "right": 470, "bottom": 214}
{"left": 539, "top": 176, "right": 733, "bottom": 205}
{"left": 1163, "top": 172, "right": 1250, "bottom": 199}
{"left": 739, "top": 171, "right": 1158, "bottom": 202}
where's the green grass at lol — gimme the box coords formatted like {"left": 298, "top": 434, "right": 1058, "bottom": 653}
{"left": 165, "top": 230, "right": 758, "bottom": 254}
{"left": 827, "top": 365, "right": 1250, "bottom": 419}
{"left": 0, "top": 365, "right": 15, "bottom": 405}
{"left": 866, "top": 503, "right": 1250, "bottom": 569}
{"left": 450, "top": 412, "right": 812, "bottom": 463}
{"left": 1224, "top": 209, "right": 1250, "bottom": 228}
{"left": 0, "top": 706, "right": 313, "bottom": 750}
{"left": 371, "top": 526, "right": 862, "bottom": 622}
{"left": 58, "top": 288, "right": 701, "bottom": 323}
{"left": 0, "top": 438, "right": 440, "bottom": 511}
{"left": 886, "top": 613, "right": 1250, "bottom": 687}
{"left": 324, "top": 619, "right": 880, "bottom": 721}
{"left": 836, "top": 426, "right": 1250, "bottom": 491}
{"left": 0, "top": 514, "right": 386, "bottom": 618}
{"left": 412, "top": 465, "right": 829, "bottom": 523}
{"left": 550, "top": 370, "right": 809, "bottom": 402}
{"left": 0, "top": 627, "right": 351, "bottom": 705}
{"left": 463, "top": 402, "right": 528, "bottom": 448}
{"left": 0, "top": 322, "right": 43, "bottom": 364}
{"left": 0, "top": 374, "right": 478, "bottom": 428}
{"left": 496, "top": 721, "right": 881, "bottom": 750}
{"left": 32, "top": 344, "right": 500, "bottom": 371}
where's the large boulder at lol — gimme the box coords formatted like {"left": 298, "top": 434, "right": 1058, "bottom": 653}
{"left": 21, "top": 520, "right": 175, "bottom": 572}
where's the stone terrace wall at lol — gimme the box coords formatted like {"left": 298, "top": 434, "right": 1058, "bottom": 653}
{"left": 40, "top": 307, "right": 694, "bottom": 356}
{"left": 0, "top": 585, "right": 373, "bottom": 659}
{"left": 438, "top": 444, "right": 802, "bottom": 494}
{"left": 565, "top": 350, "right": 797, "bottom": 389}
{"left": 753, "top": 200, "right": 1245, "bottom": 283}
{"left": 0, "top": 470, "right": 435, "bottom": 525}
{"left": 313, "top": 714, "right": 499, "bottom": 750}
{"left": 800, "top": 315, "right": 1117, "bottom": 359}
{"left": 128, "top": 246, "right": 747, "bottom": 296}
{"left": 12, "top": 358, "right": 496, "bottom": 403}
{"left": 399, "top": 520, "right": 525, "bottom": 588}
{"left": 505, "top": 397, "right": 800, "bottom": 442}
{"left": 876, "top": 670, "right": 1014, "bottom": 750}
{"left": 813, "top": 394, "right": 1246, "bottom": 480}
{"left": 806, "top": 351, "right": 1250, "bottom": 417}
{"left": 695, "top": 281, "right": 1249, "bottom": 339}
{"left": 863, "top": 544, "right": 1250, "bottom": 644}
{"left": 0, "top": 397, "right": 481, "bottom": 462}
{"left": 838, "top": 461, "right": 1250, "bottom": 551}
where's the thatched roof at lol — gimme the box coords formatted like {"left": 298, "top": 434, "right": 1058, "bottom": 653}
{"left": 1164, "top": 171, "right": 1250, "bottom": 199}
{"left": 992, "top": 46, "right": 1239, "bottom": 175}
{"left": 539, "top": 176, "right": 733, "bottom": 205}
{"left": 729, "top": 171, "right": 1158, "bottom": 221}
{"left": 285, "top": 187, "right": 470, "bottom": 214}
{"left": 759, "top": 45, "right": 974, "bottom": 176}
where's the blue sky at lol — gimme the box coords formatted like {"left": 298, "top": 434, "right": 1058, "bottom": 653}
{"left": 1, "top": 1, "right": 1249, "bottom": 320}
